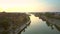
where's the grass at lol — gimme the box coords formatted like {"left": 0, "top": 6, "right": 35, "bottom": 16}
{"left": 44, "top": 13, "right": 60, "bottom": 19}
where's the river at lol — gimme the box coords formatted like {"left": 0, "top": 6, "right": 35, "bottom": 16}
{"left": 20, "top": 14, "right": 60, "bottom": 34}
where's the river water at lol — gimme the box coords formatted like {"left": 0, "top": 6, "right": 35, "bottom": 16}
{"left": 21, "top": 14, "right": 60, "bottom": 34}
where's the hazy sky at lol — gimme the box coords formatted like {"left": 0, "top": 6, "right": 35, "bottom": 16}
{"left": 0, "top": 0, "right": 60, "bottom": 12}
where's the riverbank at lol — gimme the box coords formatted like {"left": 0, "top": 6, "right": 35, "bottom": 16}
{"left": 32, "top": 12, "right": 60, "bottom": 32}
{"left": 0, "top": 12, "right": 31, "bottom": 34}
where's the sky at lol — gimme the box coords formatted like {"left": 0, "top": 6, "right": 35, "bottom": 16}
{"left": 0, "top": 0, "right": 60, "bottom": 12}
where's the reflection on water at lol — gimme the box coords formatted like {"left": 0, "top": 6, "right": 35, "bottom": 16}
{"left": 0, "top": 12, "right": 60, "bottom": 34}
{"left": 34, "top": 12, "right": 60, "bottom": 32}
{"left": 18, "top": 21, "right": 31, "bottom": 34}
{"left": 22, "top": 13, "right": 60, "bottom": 34}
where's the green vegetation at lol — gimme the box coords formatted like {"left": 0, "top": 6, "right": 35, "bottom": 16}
{"left": 0, "top": 16, "right": 11, "bottom": 30}
{"left": 0, "top": 13, "right": 30, "bottom": 34}
{"left": 44, "top": 13, "right": 60, "bottom": 19}
{"left": 2, "top": 31, "right": 9, "bottom": 34}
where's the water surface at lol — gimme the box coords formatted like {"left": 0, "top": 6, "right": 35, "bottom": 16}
{"left": 21, "top": 14, "right": 60, "bottom": 34}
